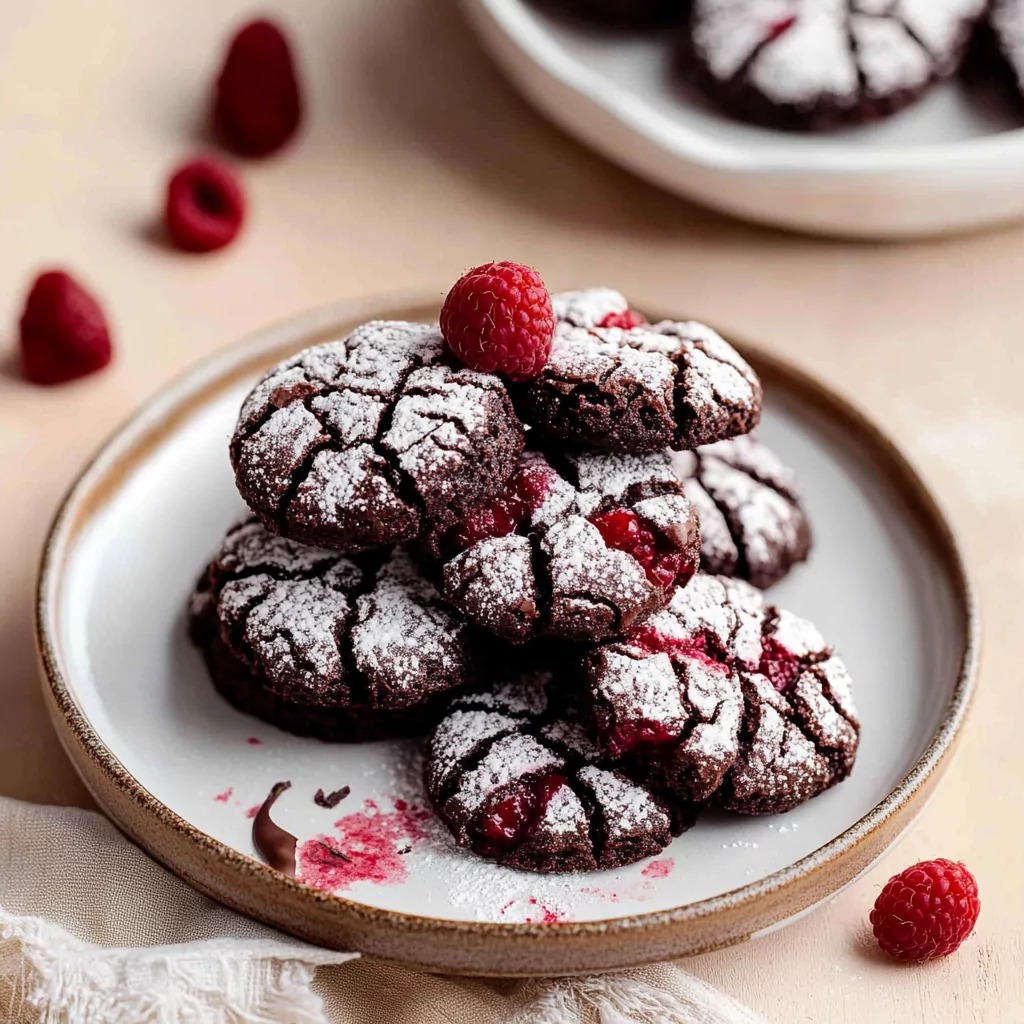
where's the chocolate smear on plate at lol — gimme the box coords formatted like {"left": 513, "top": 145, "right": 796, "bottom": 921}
{"left": 253, "top": 780, "right": 297, "bottom": 877}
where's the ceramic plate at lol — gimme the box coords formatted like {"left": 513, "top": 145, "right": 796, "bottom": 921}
{"left": 461, "top": 0, "right": 1024, "bottom": 239}
{"left": 37, "top": 296, "right": 978, "bottom": 976}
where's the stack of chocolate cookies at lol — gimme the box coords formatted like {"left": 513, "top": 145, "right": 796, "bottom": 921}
{"left": 191, "top": 285, "right": 858, "bottom": 875}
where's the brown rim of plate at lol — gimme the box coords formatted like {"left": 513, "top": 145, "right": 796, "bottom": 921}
{"left": 34, "top": 293, "right": 980, "bottom": 973}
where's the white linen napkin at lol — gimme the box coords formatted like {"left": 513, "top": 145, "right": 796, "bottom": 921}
{"left": 0, "top": 796, "right": 764, "bottom": 1023}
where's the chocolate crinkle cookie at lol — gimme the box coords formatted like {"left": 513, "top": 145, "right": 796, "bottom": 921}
{"left": 425, "top": 672, "right": 690, "bottom": 873}
{"left": 672, "top": 434, "right": 811, "bottom": 588}
{"left": 419, "top": 446, "right": 701, "bottom": 644}
{"left": 680, "top": 0, "right": 985, "bottom": 131}
{"left": 531, "top": 0, "right": 689, "bottom": 28}
{"left": 189, "top": 518, "right": 474, "bottom": 741}
{"left": 583, "top": 574, "right": 859, "bottom": 815}
{"left": 231, "top": 320, "right": 524, "bottom": 553}
{"left": 516, "top": 289, "right": 761, "bottom": 454}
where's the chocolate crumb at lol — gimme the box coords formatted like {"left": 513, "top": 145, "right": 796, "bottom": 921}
{"left": 318, "top": 840, "right": 352, "bottom": 862}
{"left": 314, "top": 785, "right": 351, "bottom": 809}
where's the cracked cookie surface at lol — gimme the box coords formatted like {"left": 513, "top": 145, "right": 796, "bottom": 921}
{"left": 425, "top": 671, "right": 689, "bottom": 873}
{"left": 516, "top": 289, "right": 761, "bottom": 454}
{"left": 189, "top": 517, "right": 474, "bottom": 741}
{"left": 231, "top": 321, "right": 524, "bottom": 552}
{"left": 672, "top": 434, "right": 811, "bottom": 588}
{"left": 420, "top": 447, "right": 701, "bottom": 644}
{"left": 583, "top": 574, "right": 859, "bottom": 814}
{"left": 681, "top": 0, "right": 985, "bottom": 131}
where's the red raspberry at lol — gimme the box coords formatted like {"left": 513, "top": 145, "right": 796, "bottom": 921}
{"left": 213, "top": 20, "right": 302, "bottom": 157}
{"left": 598, "top": 309, "right": 647, "bottom": 330}
{"left": 479, "top": 774, "right": 566, "bottom": 847}
{"left": 164, "top": 158, "right": 246, "bottom": 253}
{"left": 871, "top": 859, "right": 980, "bottom": 963}
{"left": 590, "top": 508, "right": 693, "bottom": 590}
{"left": 440, "top": 262, "right": 555, "bottom": 381}
{"left": 19, "top": 271, "right": 112, "bottom": 385}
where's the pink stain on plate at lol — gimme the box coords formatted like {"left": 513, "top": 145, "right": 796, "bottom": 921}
{"left": 213, "top": 787, "right": 233, "bottom": 803}
{"left": 246, "top": 737, "right": 262, "bottom": 745}
{"left": 641, "top": 857, "right": 674, "bottom": 880}
{"left": 580, "top": 861, "right": 673, "bottom": 904}
{"left": 244, "top": 805, "right": 261, "bottom": 819}
{"left": 498, "top": 897, "right": 567, "bottom": 922}
{"left": 524, "top": 897, "right": 565, "bottom": 923}
{"left": 297, "top": 798, "right": 430, "bottom": 892}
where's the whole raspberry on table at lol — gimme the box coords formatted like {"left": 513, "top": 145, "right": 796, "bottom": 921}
{"left": 871, "top": 859, "right": 980, "bottom": 963}
{"left": 164, "top": 158, "right": 246, "bottom": 253}
{"left": 213, "top": 19, "right": 302, "bottom": 157}
{"left": 440, "top": 262, "right": 555, "bottom": 381}
{"left": 18, "top": 271, "right": 112, "bottom": 385}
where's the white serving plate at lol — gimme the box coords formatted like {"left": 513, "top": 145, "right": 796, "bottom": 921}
{"left": 36, "top": 296, "right": 977, "bottom": 975}
{"left": 461, "top": 0, "right": 1024, "bottom": 238}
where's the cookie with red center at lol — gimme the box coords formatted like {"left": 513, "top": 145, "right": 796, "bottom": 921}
{"left": 672, "top": 433, "right": 811, "bottom": 588}
{"left": 18, "top": 270, "right": 112, "bottom": 385}
{"left": 583, "top": 574, "right": 859, "bottom": 814}
{"left": 871, "top": 859, "right": 980, "bottom": 963}
{"left": 213, "top": 19, "right": 303, "bottom": 157}
{"left": 425, "top": 672, "right": 689, "bottom": 873}
{"left": 532, "top": 0, "right": 688, "bottom": 28}
{"left": 189, "top": 518, "right": 475, "bottom": 741}
{"left": 517, "top": 288, "right": 761, "bottom": 454}
{"left": 419, "top": 447, "right": 701, "bottom": 644}
{"left": 164, "top": 157, "right": 246, "bottom": 253}
{"left": 230, "top": 320, "right": 524, "bottom": 552}
{"left": 440, "top": 262, "right": 555, "bottom": 382}
{"left": 680, "top": 0, "right": 984, "bottom": 131}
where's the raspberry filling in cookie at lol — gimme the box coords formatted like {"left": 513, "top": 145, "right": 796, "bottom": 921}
{"left": 629, "top": 623, "right": 727, "bottom": 672}
{"left": 478, "top": 772, "right": 567, "bottom": 848}
{"left": 443, "top": 462, "right": 556, "bottom": 555}
{"left": 757, "top": 634, "right": 804, "bottom": 693}
{"left": 596, "top": 309, "right": 647, "bottom": 330}
{"left": 765, "top": 15, "right": 797, "bottom": 42}
{"left": 600, "top": 623, "right": 734, "bottom": 756}
{"left": 590, "top": 508, "right": 696, "bottom": 589}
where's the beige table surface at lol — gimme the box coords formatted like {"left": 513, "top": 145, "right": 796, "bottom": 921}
{"left": 1, "top": 1, "right": 1020, "bottom": 1020}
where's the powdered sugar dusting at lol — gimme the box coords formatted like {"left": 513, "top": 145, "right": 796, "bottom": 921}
{"left": 567, "top": 449, "right": 679, "bottom": 516}
{"left": 578, "top": 767, "right": 671, "bottom": 837}
{"left": 448, "top": 733, "right": 563, "bottom": 822}
{"left": 552, "top": 288, "right": 629, "bottom": 327}
{"left": 690, "top": 0, "right": 982, "bottom": 110}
